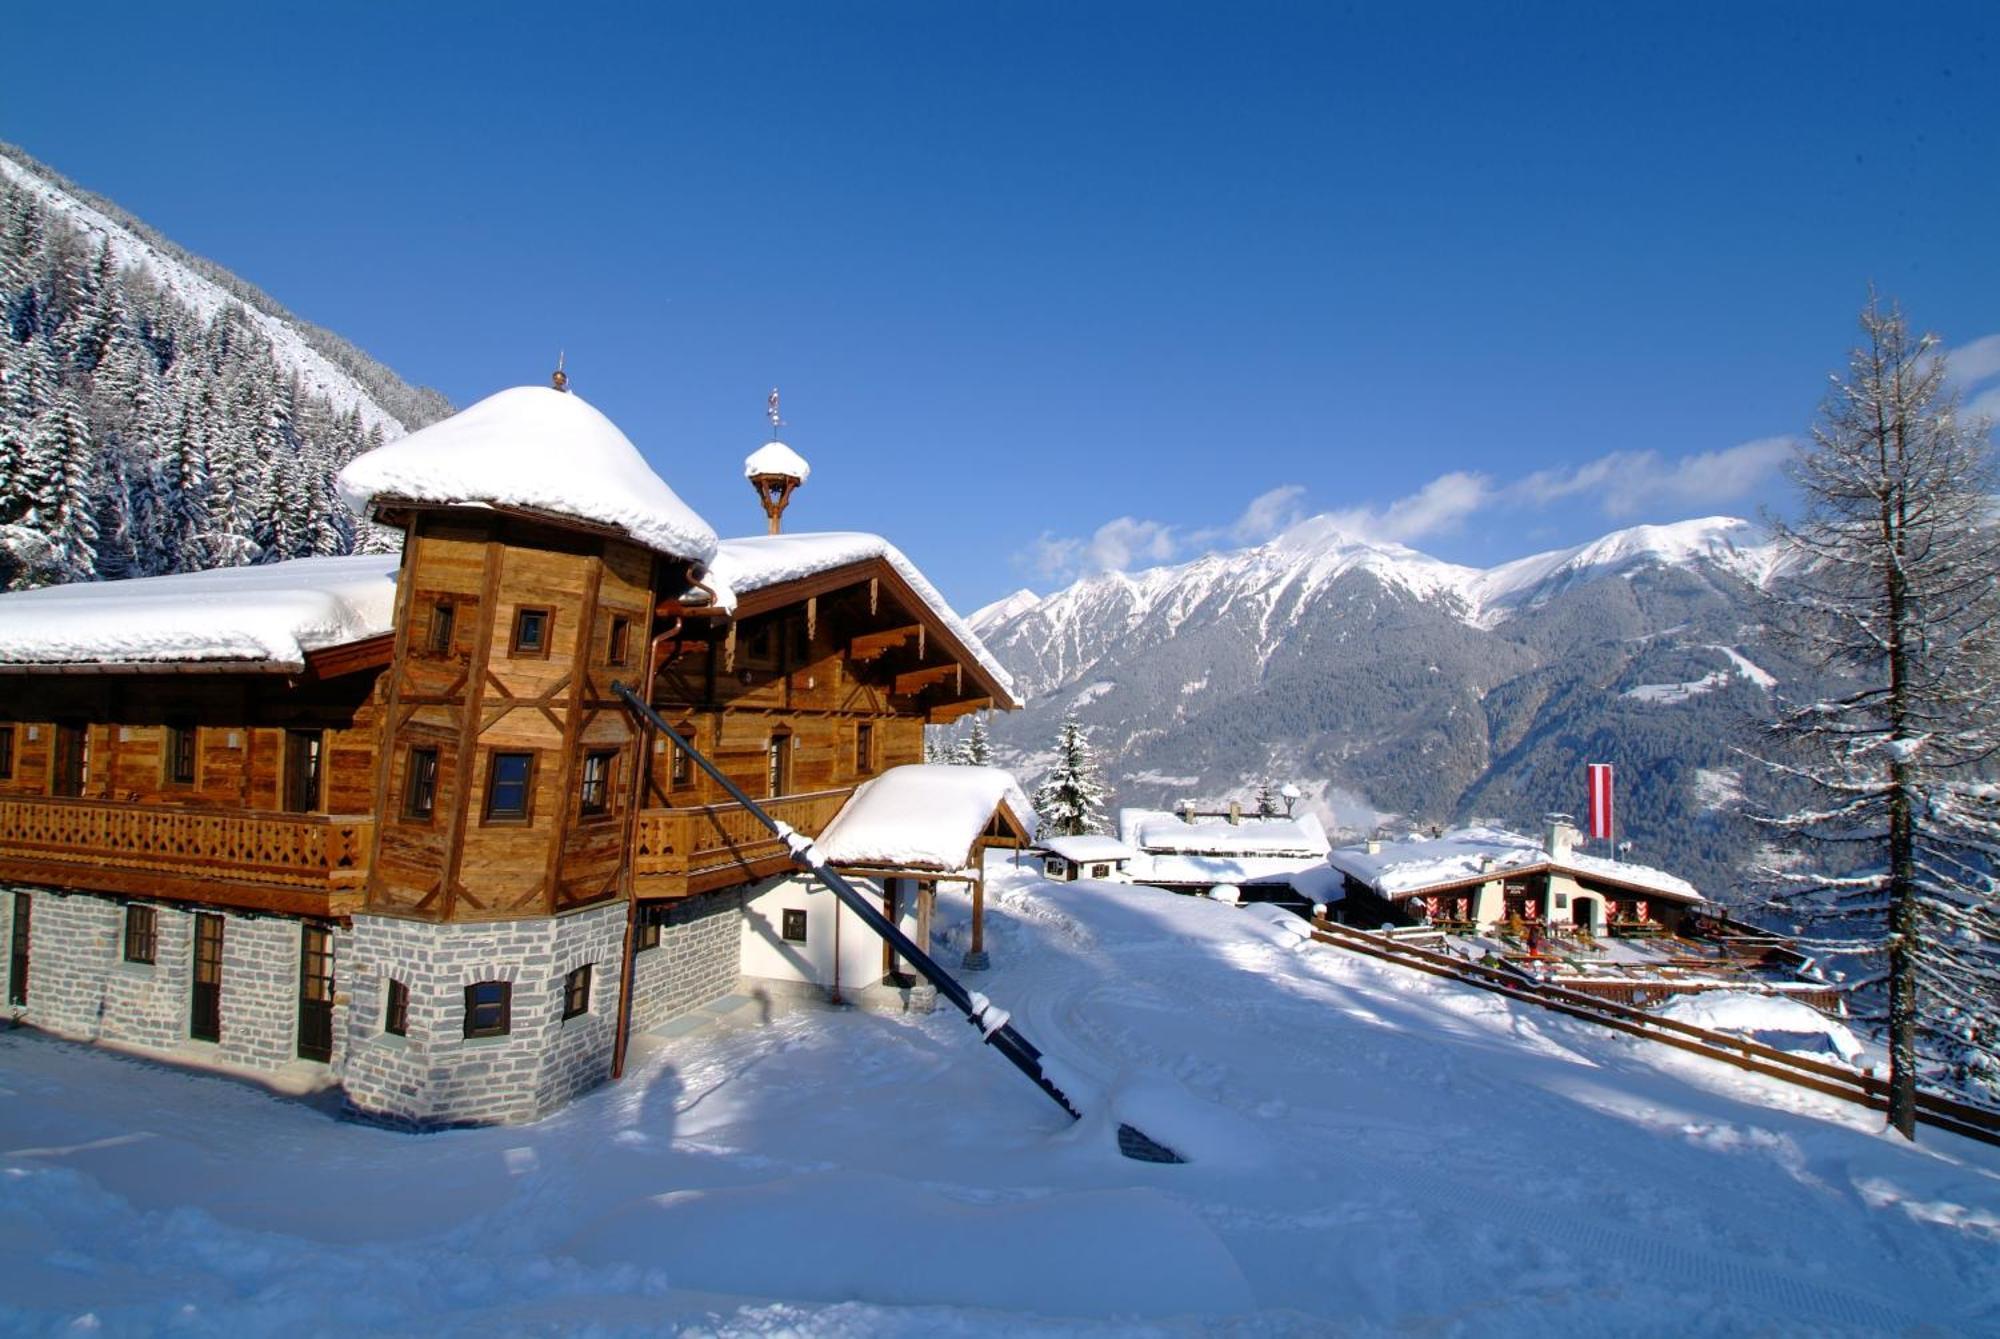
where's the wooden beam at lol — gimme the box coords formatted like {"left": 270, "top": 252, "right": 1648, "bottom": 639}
{"left": 302, "top": 633, "right": 395, "bottom": 681}
{"left": 849, "top": 624, "right": 921, "bottom": 662}
{"left": 893, "top": 663, "right": 959, "bottom": 695}
{"left": 927, "top": 696, "right": 991, "bottom": 724}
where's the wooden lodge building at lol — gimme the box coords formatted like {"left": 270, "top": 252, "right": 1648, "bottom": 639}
{"left": 0, "top": 382, "right": 1021, "bottom": 1125}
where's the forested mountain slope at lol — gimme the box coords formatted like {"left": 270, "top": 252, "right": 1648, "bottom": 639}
{"left": 0, "top": 144, "right": 449, "bottom": 588}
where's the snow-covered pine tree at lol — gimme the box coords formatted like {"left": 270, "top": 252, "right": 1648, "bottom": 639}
{"left": 1757, "top": 295, "right": 2000, "bottom": 1132}
{"left": 13, "top": 389, "right": 101, "bottom": 586}
{"left": 1032, "top": 711, "right": 1109, "bottom": 838}
{"left": 965, "top": 716, "right": 992, "bottom": 766}
{"left": 1255, "top": 782, "right": 1279, "bottom": 818}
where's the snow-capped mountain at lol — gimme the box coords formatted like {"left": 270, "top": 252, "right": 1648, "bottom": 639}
{"left": 0, "top": 146, "right": 440, "bottom": 438}
{"left": 967, "top": 514, "right": 1814, "bottom": 901}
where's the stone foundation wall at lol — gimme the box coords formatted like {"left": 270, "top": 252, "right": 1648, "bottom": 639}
{"left": 0, "top": 884, "right": 340, "bottom": 1075}
{"left": 629, "top": 889, "right": 745, "bottom": 1034}
{"left": 341, "top": 900, "right": 627, "bottom": 1128}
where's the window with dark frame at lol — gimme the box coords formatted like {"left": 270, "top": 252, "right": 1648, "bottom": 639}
{"left": 165, "top": 722, "right": 197, "bottom": 786}
{"left": 607, "top": 615, "right": 631, "bottom": 666}
{"left": 123, "top": 904, "right": 157, "bottom": 964}
{"left": 403, "top": 746, "right": 441, "bottom": 821}
{"left": 283, "top": 729, "right": 323, "bottom": 813}
{"left": 636, "top": 909, "right": 662, "bottom": 952}
{"left": 0, "top": 724, "right": 15, "bottom": 780}
{"left": 190, "top": 913, "right": 223, "bottom": 1042}
{"left": 463, "top": 980, "right": 511, "bottom": 1038}
{"left": 297, "top": 924, "right": 335, "bottom": 1062}
{"left": 855, "top": 722, "right": 874, "bottom": 775}
{"left": 52, "top": 721, "right": 87, "bottom": 797}
{"left": 510, "top": 606, "right": 552, "bottom": 658}
{"left": 578, "top": 749, "right": 615, "bottom": 818}
{"left": 428, "top": 600, "right": 457, "bottom": 656}
{"left": 483, "top": 751, "right": 534, "bottom": 822}
{"left": 766, "top": 732, "right": 791, "bottom": 798}
{"left": 562, "top": 964, "right": 592, "bottom": 1020}
{"left": 746, "top": 621, "right": 777, "bottom": 665}
{"left": 670, "top": 726, "right": 694, "bottom": 786}
{"left": 8, "top": 892, "right": 29, "bottom": 1006}
{"left": 781, "top": 908, "right": 808, "bottom": 943}
{"left": 384, "top": 978, "right": 410, "bottom": 1036}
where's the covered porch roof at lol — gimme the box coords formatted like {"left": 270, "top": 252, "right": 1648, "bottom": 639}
{"left": 815, "top": 764, "right": 1036, "bottom": 877}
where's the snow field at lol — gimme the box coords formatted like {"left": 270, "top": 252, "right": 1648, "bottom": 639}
{"left": 1, "top": 862, "right": 1996, "bottom": 1335}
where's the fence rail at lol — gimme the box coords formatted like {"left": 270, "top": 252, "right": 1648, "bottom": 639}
{"left": 1308, "top": 917, "right": 2000, "bottom": 1148}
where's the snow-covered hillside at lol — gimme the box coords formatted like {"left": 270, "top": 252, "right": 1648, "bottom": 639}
{"left": 2, "top": 864, "right": 1993, "bottom": 1334}
{"left": 0, "top": 148, "right": 418, "bottom": 439}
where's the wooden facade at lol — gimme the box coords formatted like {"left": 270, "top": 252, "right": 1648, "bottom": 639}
{"left": 0, "top": 517, "right": 1010, "bottom": 928}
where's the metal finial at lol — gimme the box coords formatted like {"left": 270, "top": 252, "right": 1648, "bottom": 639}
{"left": 552, "top": 351, "right": 569, "bottom": 393}
{"left": 766, "top": 386, "right": 783, "bottom": 439}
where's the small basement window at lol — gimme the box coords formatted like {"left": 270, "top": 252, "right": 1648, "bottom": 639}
{"left": 781, "top": 908, "right": 808, "bottom": 943}
{"left": 510, "top": 606, "right": 553, "bottom": 658}
{"left": 636, "top": 909, "right": 662, "bottom": 952}
{"left": 403, "top": 746, "right": 440, "bottom": 821}
{"left": 578, "top": 749, "right": 615, "bottom": 818}
{"left": 562, "top": 964, "right": 592, "bottom": 1020}
{"left": 463, "top": 980, "right": 511, "bottom": 1038}
{"left": 484, "top": 751, "right": 535, "bottom": 823}
{"left": 385, "top": 978, "right": 410, "bottom": 1037}
{"left": 123, "top": 904, "right": 157, "bottom": 964}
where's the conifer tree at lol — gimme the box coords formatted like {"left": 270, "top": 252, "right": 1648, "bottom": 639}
{"left": 1032, "top": 711, "right": 1109, "bottom": 838}
{"left": 1758, "top": 295, "right": 2000, "bottom": 1130}
{"left": 964, "top": 715, "right": 993, "bottom": 766}
{"left": 1255, "top": 782, "right": 1279, "bottom": 818}
{"left": 13, "top": 389, "right": 100, "bottom": 586}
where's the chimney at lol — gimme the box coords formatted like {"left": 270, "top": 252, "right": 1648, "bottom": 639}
{"left": 1227, "top": 801, "right": 1241, "bottom": 826}
{"left": 1364, "top": 836, "right": 1382, "bottom": 855}
{"left": 1544, "top": 814, "right": 1577, "bottom": 861}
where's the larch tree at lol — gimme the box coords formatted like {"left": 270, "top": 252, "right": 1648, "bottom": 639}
{"left": 1757, "top": 295, "right": 2000, "bottom": 1134}
{"left": 1032, "top": 711, "right": 1109, "bottom": 838}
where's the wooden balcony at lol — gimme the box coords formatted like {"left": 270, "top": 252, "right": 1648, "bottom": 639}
{"left": 0, "top": 795, "right": 372, "bottom": 917}
{"left": 633, "top": 787, "right": 852, "bottom": 900}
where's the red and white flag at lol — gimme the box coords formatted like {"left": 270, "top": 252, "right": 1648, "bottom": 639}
{"left": 1587, "top": 763, "right": 1614, "bottom": 841}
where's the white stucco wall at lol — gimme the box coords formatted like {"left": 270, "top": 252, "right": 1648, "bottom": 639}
{"left": 741, "top": 872, "right": 893, "bottom": 996}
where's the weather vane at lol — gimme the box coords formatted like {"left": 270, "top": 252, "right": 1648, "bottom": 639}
{"left": 766, "top": 386, "right": 784, "bottom": 439}
{"left": 552, "top": 350, "right": 568, "bottom": 393}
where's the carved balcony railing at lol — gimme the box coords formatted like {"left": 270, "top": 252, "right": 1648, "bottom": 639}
{"left": 633, "top": 787, "right": 852, "bottom": 898}
{"left": 0, "top": 794, "right": 372, "bottom": 914}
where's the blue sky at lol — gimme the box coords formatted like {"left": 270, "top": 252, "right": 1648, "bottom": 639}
{"left": 8, "top": 2, "right": 1997, "bottom": 609}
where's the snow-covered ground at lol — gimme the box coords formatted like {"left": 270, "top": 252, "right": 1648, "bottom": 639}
{"left": 4, "top": 865, "right": 1997, "bottom": 1336}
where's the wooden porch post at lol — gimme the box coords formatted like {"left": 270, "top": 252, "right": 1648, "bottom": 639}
{"left": 962, "top": 872, "right": 989, "bottom": 971}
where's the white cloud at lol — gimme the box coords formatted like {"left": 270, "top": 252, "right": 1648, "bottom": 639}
{"left": 1019, "top": 435, "right": 1795, "bottom": 582}
{"left": 1967, "top": 385, "right": 2000, "bottom": 426}
{"left": 1945, "top": 333, "right": 2000, "bottom": 388}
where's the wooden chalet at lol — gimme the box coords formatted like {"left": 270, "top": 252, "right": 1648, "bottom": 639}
{"left": 0, "top": 381, "right": 1019, "bottom": 1126}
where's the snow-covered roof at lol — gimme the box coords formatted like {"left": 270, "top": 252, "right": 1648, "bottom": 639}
{"left": 1654, "top": 991, "right": 1862, "bottom": 1061}
{"left": 1130, "top": 852, "right": 1329, "bottom": 890}
{"left": 0, "top": 556, "right": 399, "bottom": 670}
{"left": 1325, "top": 826, "right": 1701, "bottom": 903}
{"left": 708, "top": 532, "right": 1017, "bottom": 703}
{"left": 1042, "top": 834, "right": 1136, "bottom": 863}
{"left": 337, "top": 386, "right": 719, "bottom": 565}
{"left": 743, "top": 440, "right": 811, "bottom": 482}
{"left": 815, "top": 765, "right": 1036, "bottom": 872}
{"left": 1119, "top": 809, "right": 1330, "bottom": 858}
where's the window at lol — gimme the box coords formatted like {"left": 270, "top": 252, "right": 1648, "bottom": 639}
{"left": 781, "top": 908, "right": 808, "bottom": 943}
{"left": 463, "top": 980, "right": 511, "bottom": 1038}
{"left": 165, "top": 722, "right": 197, "bottom": 786}
{"left": 297, "top": 925, "right": 334, "bottom": 1062}
{"left": 483, "top": 751, "right": 535, "bottom": 823}
{"left": 428, "top": 600, "right": 457, "bottom": 656}
{"left": 190, "top": 913, "right": 223, "bottom": 1041}
{"left": 562, "top": 964, "right": 592, "bottom": 1020}
{"left": 855, "top": 722, "right": 874, "bottom": 775}
{"left": 578, "top": 749, "right": 615, "bottom": 818}
{"left": 1045, "top": 856, "right": 1069, "bottom": 879}
{"left": 766, "top": 732, "right": 791, "bottom": 798}
{"left": 510, "top": 606, "right": 552, "bottom": 658}
{"left": 384, "top": 978, "right": 410, "bottom": 1037}
{"left": 403, "top": 746, "right": 441, "bottom": 821}
{"left": 636, "top": 910, "right": 662, "bottom": 952}
{"left": 123, "top": 904, "right": 157, "bottom": 965}
{"left": 283, "top": 730, "right": 323, "bottom": 813}
{"left": 607, "top": 615, "right": 631, "bottom": 666}
{"left": 52, "top": 721, "right": 87, "bottom": 797}
{"left": 670, "top": 725, "right": 694, "bottom": 786}
{"left": 9, "top": 891, "right": 30, "bottom": 1006}
{"left": 745, "top": 620, "right": 777, "bottom": 665}
{"left": 0, "top": 725, "right": 14, "bottom": 780}
{"left": 1090, "top": 863, "right": 1111, "bottom": 879}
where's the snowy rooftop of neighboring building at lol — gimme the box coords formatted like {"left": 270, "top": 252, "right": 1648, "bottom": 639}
{"left": 743, "top": 440, "right": 811, "bottom": 481}
{"left": 1326, "top": 826, "right": 1701, "bottom": 903}
{"left": 1119, "top": 808, "right": 1331, "bottom": 858}
{"left": 815, "top": 765, "right": 1036, "bottom": 872}
{"left": 1042, "top": 834, "right": 1136, "bottom": 864}
{"left": 336, "top": 386, "right": 719, "bottom": 565}
{"left": 1131, "top": 852, "right": 1330, "bottom": 891}
{"left": 0, "top": 555, "right": 399, "bottom": 670}
{"left": 709, "top": 531, "right": 1017, "bottom": 702}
